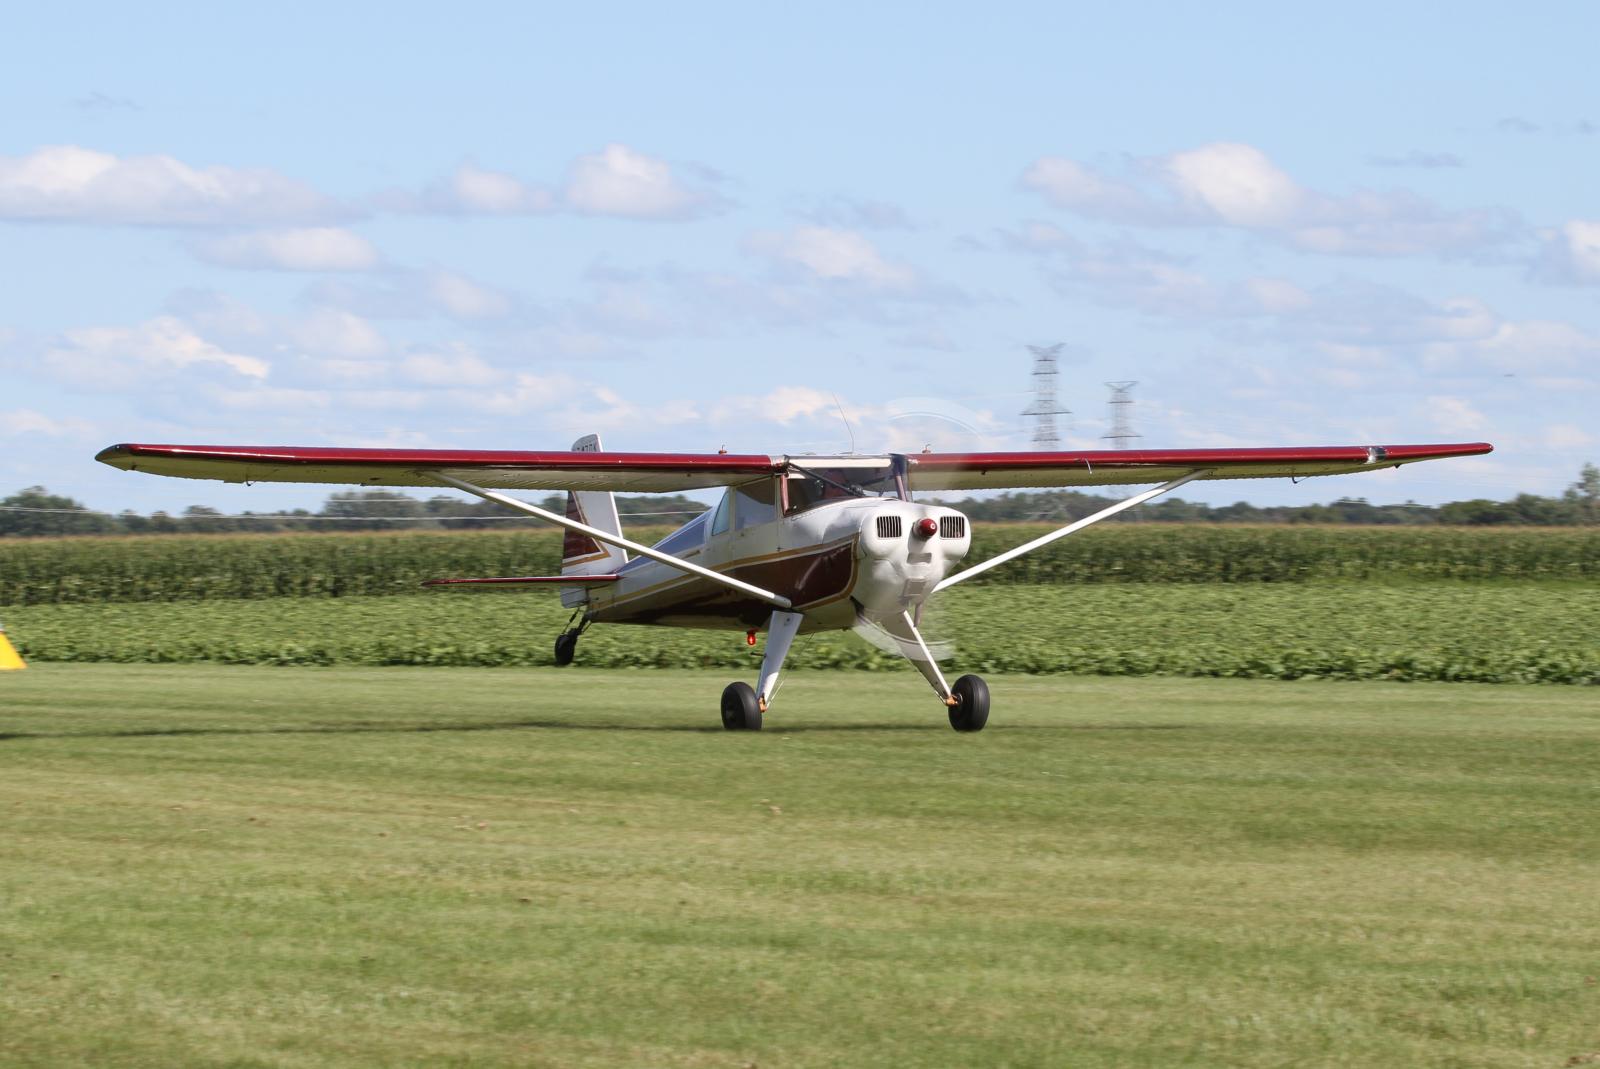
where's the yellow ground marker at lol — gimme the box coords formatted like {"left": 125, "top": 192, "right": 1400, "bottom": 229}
{"left": 0, "top": 622, "right": 26, "bottom": 671}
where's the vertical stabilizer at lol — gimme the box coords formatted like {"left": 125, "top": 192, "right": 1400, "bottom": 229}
{"left": 560, "top": 435, "right": 628, "bottom": 608}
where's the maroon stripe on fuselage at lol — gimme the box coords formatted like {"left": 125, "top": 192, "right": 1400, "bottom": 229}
{"left": 423, "top": 575, "right": 619, "bottom": 587}
{"left": 592, "top": 538, "right": 858, "bottom": 630}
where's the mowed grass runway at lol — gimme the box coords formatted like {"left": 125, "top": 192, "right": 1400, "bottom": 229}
{"left": 3, "top": 665, "right": 1598, "bottom": 1068}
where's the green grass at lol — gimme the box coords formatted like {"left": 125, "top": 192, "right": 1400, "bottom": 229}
{"left": 8, "top": 581, "right": 1599, "bottom": 683}
{"left": 2, "top": 664, "right": 1599, "bottom": 1067}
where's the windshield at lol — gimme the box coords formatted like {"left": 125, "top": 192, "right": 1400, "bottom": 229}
{"left": 785, "top": 460, "right": 906, "bottom": 514}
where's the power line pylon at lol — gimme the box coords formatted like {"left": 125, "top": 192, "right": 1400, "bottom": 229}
{"left": 1103, "top": 380, "right": 1140, "bottom": 449}
{"left": 1022, "top": 344, "right": 1070, "bottom": 448}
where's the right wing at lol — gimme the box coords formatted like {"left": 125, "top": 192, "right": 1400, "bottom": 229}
{"left": 95, "top": 443, "right": 779, "bottom": 493}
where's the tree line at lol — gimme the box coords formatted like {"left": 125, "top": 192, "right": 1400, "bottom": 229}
{"left": 2, "top": 463, "right": 1596, "bottom": 537}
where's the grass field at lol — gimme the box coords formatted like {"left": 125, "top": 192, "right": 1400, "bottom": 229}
{"left": 3, "top": 664, "right": 1598, "bottom": 1067}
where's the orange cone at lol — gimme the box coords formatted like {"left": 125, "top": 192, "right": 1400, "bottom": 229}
{"left": 0, "top": 621, "right": 26, "bottom": 671}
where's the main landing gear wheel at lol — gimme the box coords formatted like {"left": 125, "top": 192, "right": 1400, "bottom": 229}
{"left": 720, "top": 681, "right": 763, "bottom": 731}
{"left": 948, "top": 674, "right": 990, "bottom": 733}
{"left": 553, "top": 631, "right": 578, "bottom": 667}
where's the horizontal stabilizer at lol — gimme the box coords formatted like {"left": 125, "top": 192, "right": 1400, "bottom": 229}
{"left": 422, "top": 575, "right": 620, "bottom": 589}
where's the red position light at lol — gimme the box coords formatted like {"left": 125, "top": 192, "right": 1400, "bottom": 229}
{"left": 915, "top": 517, "right": 939, "bottom": 538}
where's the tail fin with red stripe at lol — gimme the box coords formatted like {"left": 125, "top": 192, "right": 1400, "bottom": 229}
{"left": 560, "top": 435, "right": 627, "bottom": 607}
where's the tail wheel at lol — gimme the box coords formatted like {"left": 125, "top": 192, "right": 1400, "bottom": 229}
{"left": 948, "top": 674, "right": 990, "bottom": 733}
{"left": 553, "top": 631, "right": 577, "bottom": 667}
{"left": 720, "top": 681, "right": 762, "bottom": 731}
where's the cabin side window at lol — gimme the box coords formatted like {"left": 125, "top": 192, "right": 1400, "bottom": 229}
{"left": 651, "top": 511, "right": 708, "bottom": 555}
{"left": 709, "top": 489, "right": 733, "bottom": 536}
{"left": 733, "top": 478, "right": 777, "bottom": 530}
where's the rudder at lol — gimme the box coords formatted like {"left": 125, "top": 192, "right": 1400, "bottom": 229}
{"left": 561, "top": 434, "right": 628, "bottom": 608}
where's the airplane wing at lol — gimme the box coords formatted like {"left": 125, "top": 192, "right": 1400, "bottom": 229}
{"left": 904, "top": 443, "right": 1493, "bottom": 491}
{"left": 97, "top": 440, "right": 1493, "bottom": 493}
{"left": 94, "top": 443, "right": 780, "bottom": 493}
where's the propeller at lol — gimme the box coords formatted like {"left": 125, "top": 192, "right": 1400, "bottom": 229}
{"left": 851, "top": 603, "right": 955, "bottom": 663}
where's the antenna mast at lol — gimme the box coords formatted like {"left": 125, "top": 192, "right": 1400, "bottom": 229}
{"left": 1103, "top": 380, "right": 1140, "bottom": 449}
{"left": 1022, "top": 343, "right": 1070, "bottom": 449}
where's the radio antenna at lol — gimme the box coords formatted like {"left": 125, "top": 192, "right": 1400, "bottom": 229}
{"left": 831, "top": 391, "right": 858, "bottom": 454}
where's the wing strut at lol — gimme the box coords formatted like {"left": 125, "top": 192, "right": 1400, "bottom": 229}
{"left": 932, "top": 470, "right": 1207, "bottom": 594}
{"left": 429, "top": 472, "right": 794, "bottom": 610}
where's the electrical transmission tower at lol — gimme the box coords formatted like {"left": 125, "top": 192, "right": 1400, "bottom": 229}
{"left": 1103, "top": 381, "right": 1140, "bottom": 449}
{"left": 1022, "top": 344, "right": 1071, "bottom": 448}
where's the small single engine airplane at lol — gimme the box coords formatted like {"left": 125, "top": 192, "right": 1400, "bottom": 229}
{"left": 97, "top": 436, "right": 1491, "bottom": 732}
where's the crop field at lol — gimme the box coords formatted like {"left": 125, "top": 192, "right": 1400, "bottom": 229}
{"left": 4, "top": 526, "right": 1598, "bottom": 605}
{"left": 6, "top": 582, "right": 1599, "bottom": 684}
{"left": 2, "top": 664, "right": 1598, "bottom": 1068}
{"left": 4, "top": 525, "right": 1598, "bottom": 685}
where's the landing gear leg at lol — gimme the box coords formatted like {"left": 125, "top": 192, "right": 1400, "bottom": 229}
{"left": 866, "top": 610, "right": 991, "bottom": 733}
{"left": 721, "top": 610, "right": 804, "bottom": 730}
{"left": 554, "top": 609, "right": 588, "bottom": 667}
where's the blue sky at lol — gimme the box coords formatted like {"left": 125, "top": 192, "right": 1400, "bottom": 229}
{"left": 3, "top": 1, "right": 1596, "bottom": 513}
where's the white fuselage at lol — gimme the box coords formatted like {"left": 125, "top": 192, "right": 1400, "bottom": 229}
{"left": 583, "top": 497, "right": 971, "bottom": 633}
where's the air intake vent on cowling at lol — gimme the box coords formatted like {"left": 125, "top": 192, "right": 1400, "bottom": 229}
{"left": 876, "top": 515, "right": 903, "bottom": 539}
{"left": 940, "top": 516, "right": 966, "bottom": 539}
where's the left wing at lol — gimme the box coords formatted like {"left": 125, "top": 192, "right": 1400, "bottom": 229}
{"left": 95, "top": 443, "right": 779, "bottom": 493}
{"left": 904, "top": 442, "right": 1493, "bottom": 491}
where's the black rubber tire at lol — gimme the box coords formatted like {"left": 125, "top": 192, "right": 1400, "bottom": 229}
{"left": 553, "top": 631, "right": 577, "bottom": 667}
{"left": 720, "top": 681, "right": 762, "bottom": 731}
{"left": 948, "top": 674, "right": 990, "bottom": 733}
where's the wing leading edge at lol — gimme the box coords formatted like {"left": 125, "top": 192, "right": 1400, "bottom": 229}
{"left": 903, "top": 442, "right": 1493, "bottom": 491}
{"left": 96, "top": 440, "right": 1492, "bottom": 492}
{"left": 95, "top": 444, "right": 780, "bottom": 493}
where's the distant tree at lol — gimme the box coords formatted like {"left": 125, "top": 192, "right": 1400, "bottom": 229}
{"left": 320, "top": 491, "right": 429, "bottom": 531}
{"left": 1564, "top": 463, "right": 1600, "bottom": 524}
{"left": 1437, "top": 499, "right": 1519, "bottom": 525}
{"left": 179, "top": 505, "right": 234, "bottom": 534}
{"left": 0, "top": 487, "right": 116, "bottom": 537}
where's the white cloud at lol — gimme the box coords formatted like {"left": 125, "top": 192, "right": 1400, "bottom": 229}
{"left": 207, "top": 386, "right": 333, "bottom": 412}
{"left": 1166, "top": 142, "right": 1305, "bottom": 228}
{"left": 794, "top": 194, "right": 914, "bottom": 230}
{"left": 402, "top": 145, "right": 721, "bottom": 220}
{"left": 426, "top": 271, "right": 512, "bottom": 319}
{"left": 189, "top": 227, "right": 380, "bottom": 271}
{"left": 481, "top": 372, "right": 589, "bottom": 416}
{"left": 286, "top": 308, "right": 387, "bottom": 359}
{"left": 1021, "top": 141, "right": 1520, "bottom": 258}
{"left": 747, "top": 226, "right": 918, "bottom": 290}
{"left": 1466, "top": 318, "right": 1600, "bottom": 371}
{"left": 0, "top": 409, "right": 95, "bottom": 437}
{"left": 1543, "top": 423, "right": 1593, "bottom": 450}
{"left": 564, "top": 143, "right": 720, "bottom": 220}
{"left": 1021, "top": 232, "right": 1309, "bottom": 319}
{"left": 410, "top": 162, "right": 557, "bottom": 215}
{"left": 1422, "top": 395, "right": 1489, "bottom": 434}
{"left": 43, "top": 316, "right": 269, "bottom": 387}
{"left": 0, "top": 145, "right": 343, "bottom": 226}
{"left": 1532, "top": 220, "right": 1600, "bottom": 284}
{"left": 400, "top": 346, "right": 502, "bottom": 387}
{"left": 1367, "top": 150, "right": 1465, "bottom": 169}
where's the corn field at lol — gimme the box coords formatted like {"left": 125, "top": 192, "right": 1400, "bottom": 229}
{"left": 3, "top": 525, "right": 1598, "bottom": 606}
